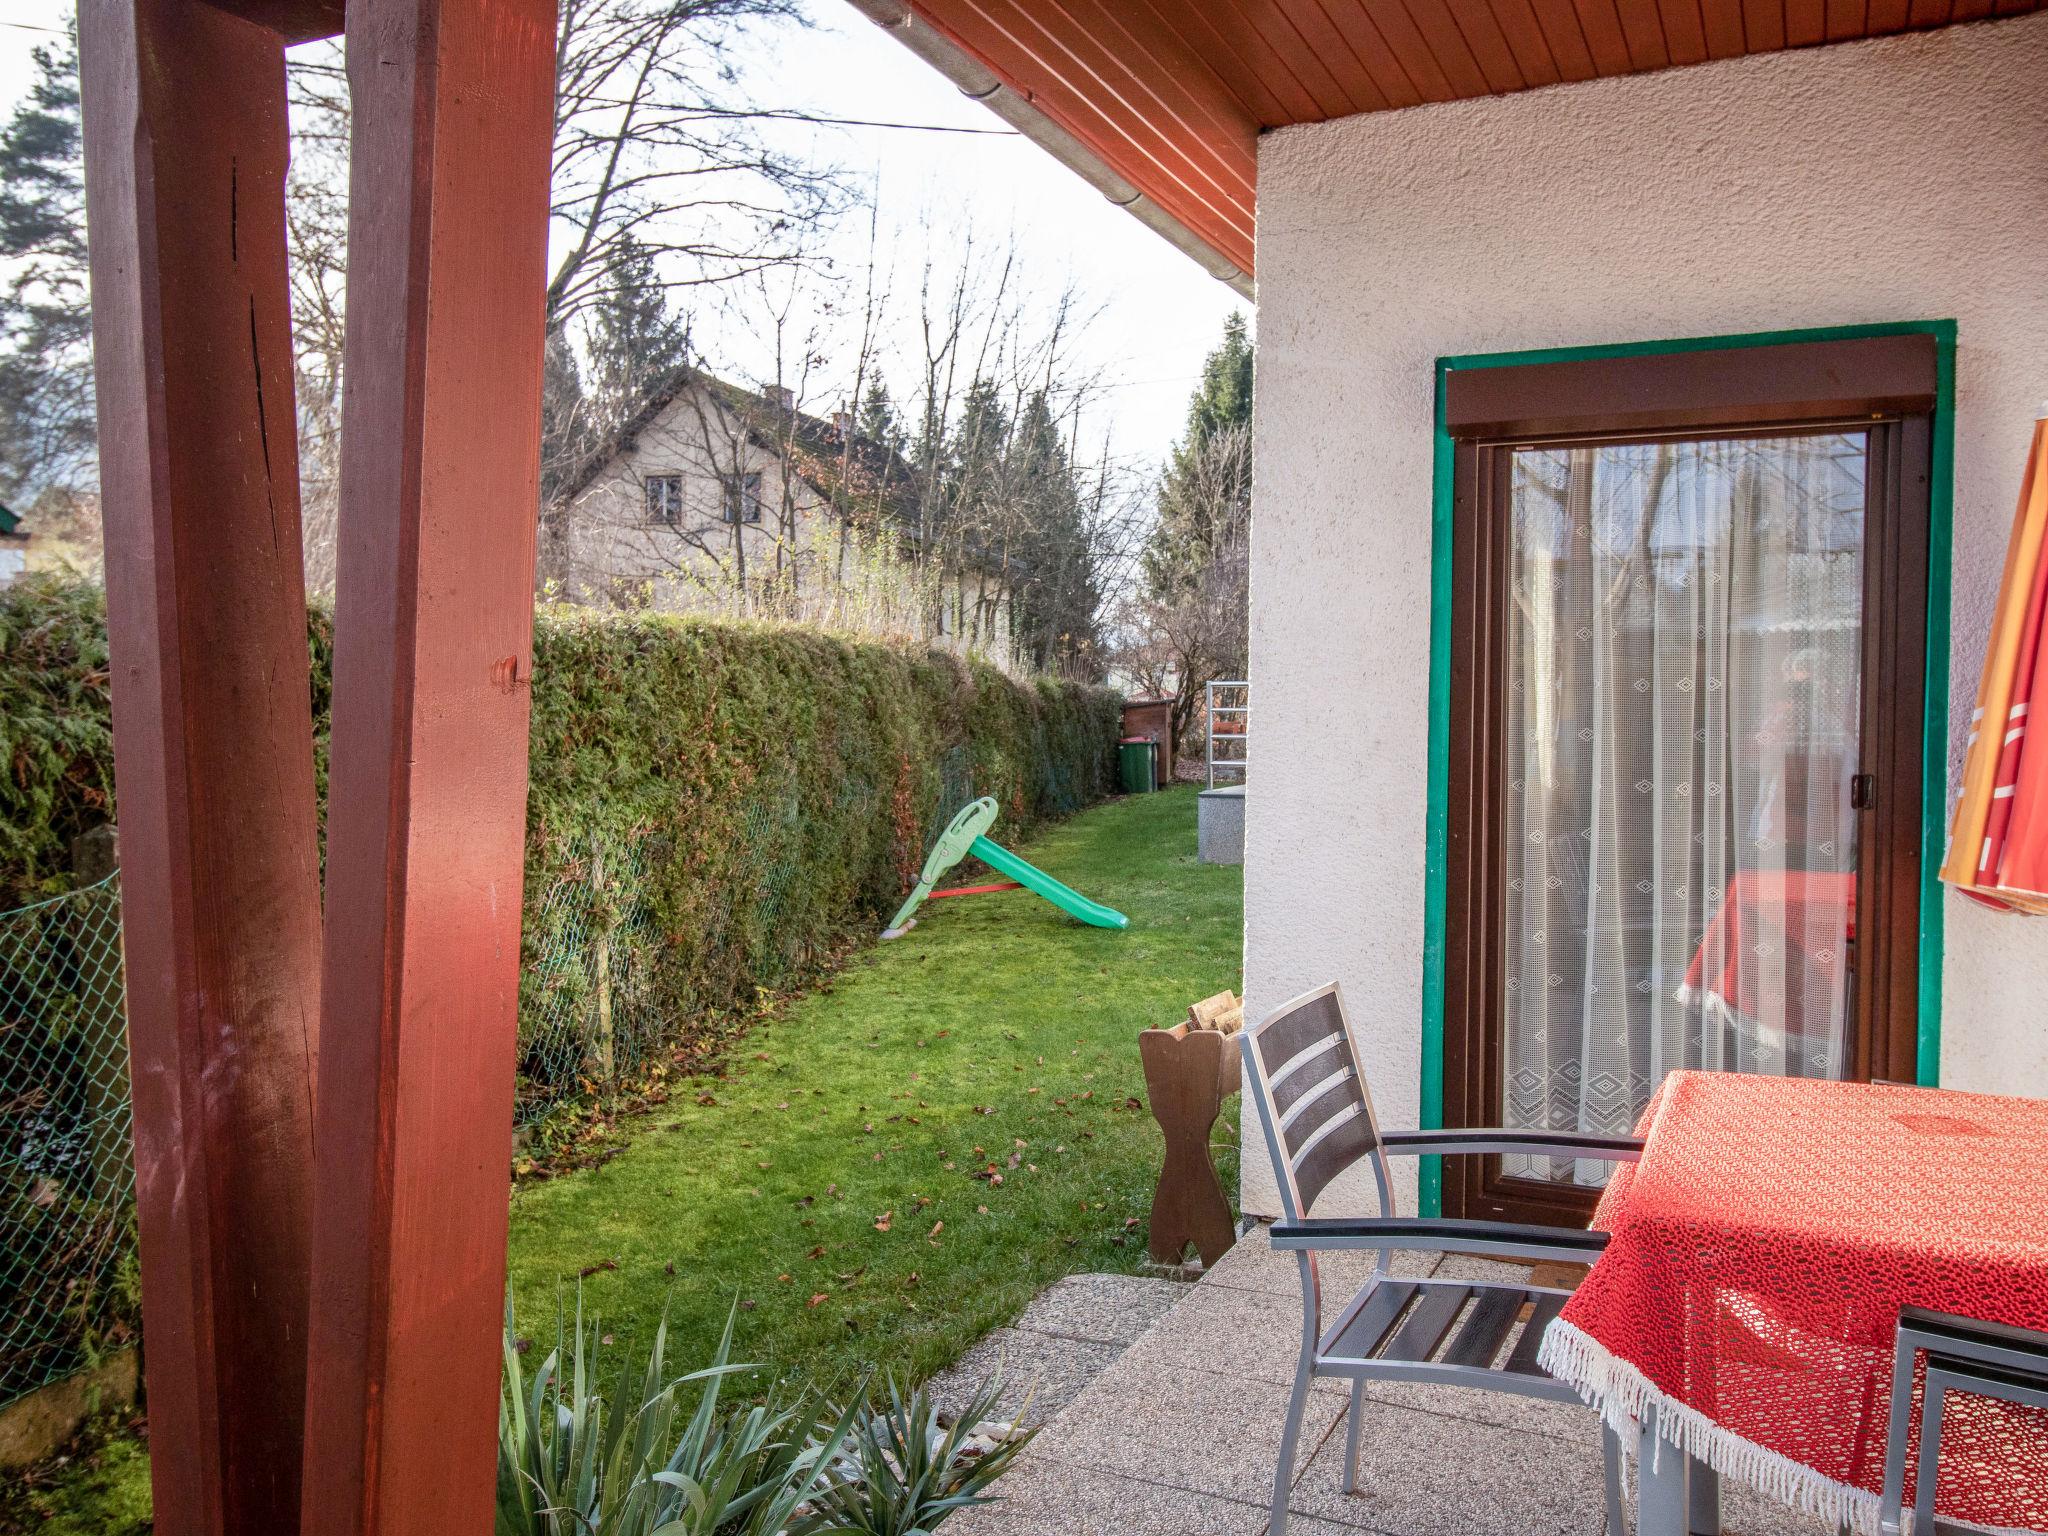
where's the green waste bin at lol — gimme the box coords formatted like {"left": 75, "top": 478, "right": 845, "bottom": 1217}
{"left": 1118, "top": 737, "right": 1158, "bottom": 794}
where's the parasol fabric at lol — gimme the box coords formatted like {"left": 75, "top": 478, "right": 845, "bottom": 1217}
{"left": 1942, "top": 413, "right": 2048, "bottom": 913}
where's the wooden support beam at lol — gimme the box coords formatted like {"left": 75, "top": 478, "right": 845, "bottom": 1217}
{"left": 77, "top": 5, "right": 325, "bottom": 1533}
{"left": 298, "top": 0, "right": 556, "bottom": 1530}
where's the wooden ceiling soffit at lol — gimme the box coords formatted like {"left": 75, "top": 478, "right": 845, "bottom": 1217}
{"left": 844, "top": 0, "right": 1256, "bottom": 294}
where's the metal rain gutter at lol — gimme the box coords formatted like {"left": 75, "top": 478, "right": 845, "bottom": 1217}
{"left": 843, "top": 0, "right": 1254, "bottom": 300}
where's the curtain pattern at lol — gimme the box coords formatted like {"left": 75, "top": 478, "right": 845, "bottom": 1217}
{"left": 1501, "top": 434, "right": 1866, "bottom": 1181}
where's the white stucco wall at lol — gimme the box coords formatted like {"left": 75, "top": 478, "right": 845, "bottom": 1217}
{"left": 1244, "top": 13, "right": 2048, "bottom": 1217}
{"left": 550, "top": 386, "right": 837, "bottom": 611}
{"left": 547, "top": 386, "right": 1015, "bottom": 655}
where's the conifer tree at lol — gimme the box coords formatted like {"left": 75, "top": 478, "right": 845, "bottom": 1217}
{"left": 1143, "top": 312, "right": 1253, "bottom": 596}
{"left": 857, "top": 379, "right": 899, "bottom": 449}
{"left": 584, "top": 235, "right": 691, "bottom": 436}
{"left": 0, "top": 32, "right": 93, "bottom": 500}
{"left": 1011, "top": 390, "right": 1099, "bottom": 675}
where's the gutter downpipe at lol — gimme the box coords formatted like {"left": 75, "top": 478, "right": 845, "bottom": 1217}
{"left": 843, "top": 0, "right": 1255, "bottom": 301}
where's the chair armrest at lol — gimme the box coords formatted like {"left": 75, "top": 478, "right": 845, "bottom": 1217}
{"left": 1377, "top": 1129, "right": 1643, "bottom": 1162}
{"left": 1270, "top": 1215, "right": 1610, "bottom": 1268}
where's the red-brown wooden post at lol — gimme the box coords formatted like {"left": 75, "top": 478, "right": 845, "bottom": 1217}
{"left": 297, "top": 0, "right": 557, "bottom": 1530}
{"left": 77, "top": 5, "right": 327, "bottom": 1532}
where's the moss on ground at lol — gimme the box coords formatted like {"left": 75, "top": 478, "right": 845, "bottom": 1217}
{"left": 1, "top": 788, "right": 1242, "bottom": 1533}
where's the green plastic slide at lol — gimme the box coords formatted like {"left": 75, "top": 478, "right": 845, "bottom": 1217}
{"left": 882, "top": 796, "right": 1129, "bottom": 939}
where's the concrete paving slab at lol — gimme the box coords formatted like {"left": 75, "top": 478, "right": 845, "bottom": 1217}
{"left": 944, "top": 1455, "right": 1271, "bottom": 1536}
{"left": 1713, "top": 1475, "right": 1837, "bottom": 1536}
{"left": 1029, "top": 1359, "right": 1348, "bottom": 1511}
{"left": 1287, "top": 1397, "right": 1608, "bottom": 1536}
{"left": 1197, "top": 1228, "right": 1301, "bottom": 1295}
{"left": 938, "top": 1234, "right": 1845, "bottom": 1536}
{"left": 1015, "top": 1271, "right": 1189, "bottom": 1345}
{"left": 1131, "top": 1244, "right": 1594, "bottom": 1441}
{"left": 926, "top": 1326, "right": 1123, "bottom": 1424}
{"left": 1200, "top": 1225, "right": 1435, "bottom": 1299}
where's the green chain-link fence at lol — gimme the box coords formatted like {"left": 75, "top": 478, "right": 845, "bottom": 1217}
{"left": 0, "top": 875, "right": 135, "bottom": 1410}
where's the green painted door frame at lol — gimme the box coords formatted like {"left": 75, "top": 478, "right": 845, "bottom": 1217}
{"left": 1418, "top": 320, "right": 1956, "bottom": 1217}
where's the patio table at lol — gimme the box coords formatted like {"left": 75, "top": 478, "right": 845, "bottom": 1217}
{"left": 1536, "top": 1071, "right": 2048, "bottom": 1535}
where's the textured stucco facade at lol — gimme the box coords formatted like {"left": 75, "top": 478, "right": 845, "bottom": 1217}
{"left": 1243, "top": 13, "right": 2048, "bottom": 1216}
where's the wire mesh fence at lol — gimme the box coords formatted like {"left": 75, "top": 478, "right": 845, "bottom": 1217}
{"left": 0, "top": 875, "right": 135, "bottom": 1410}
{"left": 0, "top": 756, "right": 1011, "bottom": 1409}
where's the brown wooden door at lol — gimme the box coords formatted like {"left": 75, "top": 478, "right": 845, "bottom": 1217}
{"left": 1439, "top": 336, "right": 1934, "bottom": 1227}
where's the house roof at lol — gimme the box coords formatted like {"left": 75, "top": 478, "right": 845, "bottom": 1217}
{"left": 561, "top": 366, "right": 924, "bottom": 532}
{"left": 0, "top": 501, "right": 22, "bottom": 539}
{"left": 849, "top": 0, "right": 2041, "bottom": 284}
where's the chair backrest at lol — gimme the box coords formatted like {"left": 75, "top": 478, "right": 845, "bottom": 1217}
{"left": 1240, "top": 982, "right": 1390, "bottom": 1222}
{"left": 1879, "top": 1308, "right": 2048, "bottom": 1535}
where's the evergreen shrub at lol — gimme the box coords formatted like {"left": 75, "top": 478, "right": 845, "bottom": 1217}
{"left": 0, "top": 576, "right": 1120, "bottom": 1113}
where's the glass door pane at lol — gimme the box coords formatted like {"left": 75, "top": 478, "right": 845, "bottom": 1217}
{"left": 1499, "top": 433, "right": 1867, "bottom": 1181}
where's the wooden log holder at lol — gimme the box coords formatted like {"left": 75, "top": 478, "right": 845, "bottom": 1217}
{"left": 1139, "top": 1003, "right": 1243, "bottom": 1268}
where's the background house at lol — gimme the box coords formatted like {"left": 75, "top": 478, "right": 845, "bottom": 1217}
{"left": 541, "top": 368, "right": 1016, "bottom": 659}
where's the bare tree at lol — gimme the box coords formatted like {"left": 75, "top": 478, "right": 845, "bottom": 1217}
{"left": 279, "top": 1, "right": 842, "bottom": 592}
{"left": 545, "top": 0, "right": 844, "bottom": 325}
{"left": 1109, "top": 423, "right": 1252, "bottom": 747}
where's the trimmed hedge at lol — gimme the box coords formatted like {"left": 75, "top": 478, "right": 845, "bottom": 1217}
{"left": 0, "top": 575, "right": 1121, "bottom": 1099}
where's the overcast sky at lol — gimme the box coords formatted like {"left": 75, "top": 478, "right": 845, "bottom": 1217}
{"left": 0, "top": 1, "right": 1247, "bottom": 475}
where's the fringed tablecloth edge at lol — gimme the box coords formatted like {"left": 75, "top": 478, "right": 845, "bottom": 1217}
{"left": 1537, "top": 1315, "right": 1884, "bottom": 1536}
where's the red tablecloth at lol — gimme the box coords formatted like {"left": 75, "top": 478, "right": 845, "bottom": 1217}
{"left": 1538, "top": 1072, "right": 2048, "bottom": 1532}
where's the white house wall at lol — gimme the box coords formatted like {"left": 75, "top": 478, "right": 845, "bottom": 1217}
{"left": 554, "top": 389, "right": 835, "bottom": 611}
{"left": 553, "top": 389, "right": 1017, "bottom": 659}
{"left": 1245, "top": 12, "right": 2048, "bottom": 1217}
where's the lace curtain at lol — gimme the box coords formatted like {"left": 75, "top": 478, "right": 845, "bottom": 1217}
{"left": 1501, "top": 433, "right": 1867, "bottom": 1181}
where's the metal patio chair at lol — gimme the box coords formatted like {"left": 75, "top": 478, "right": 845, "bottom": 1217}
{"left": 1878, "top": 1308, "right": 2048, "bottom": 1535}
{"left": 1241, "top": 982, "right": 1643, "bottom": 1536}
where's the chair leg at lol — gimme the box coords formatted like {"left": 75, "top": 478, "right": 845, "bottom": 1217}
{"left": 1342, "top": 1380, "right": 1367, "bottom": 1494}
{"left": 1601, "top": 1423, "right": 1627, "bottom": 1536}
{"left": 1269, "top": 1358, "right": 1313, "bottom": 1536}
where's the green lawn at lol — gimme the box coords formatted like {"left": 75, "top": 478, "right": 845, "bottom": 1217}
{"left": 506, "top": 784, "right": 1242, "bottom": 1389}
{"left": 3, "top": 787, "right": 1241, "bottom": 1534}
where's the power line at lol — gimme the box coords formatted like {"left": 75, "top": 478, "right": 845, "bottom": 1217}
{"left": 766, "top": 110, "right": 1017, "bottom": 136}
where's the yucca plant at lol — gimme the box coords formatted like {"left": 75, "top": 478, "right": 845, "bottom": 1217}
{"left": 496, "top": 1297, "right": 856, "bottom": 1536}
{"left": 801, "top": 1373, "right": 1037, "bottom": 1536}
